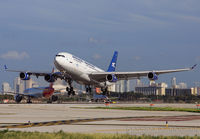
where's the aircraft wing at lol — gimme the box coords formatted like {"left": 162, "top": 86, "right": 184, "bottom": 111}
{"left": 5, "top": 69, "right": 51, "bottom": 77}
{"left": 4, "top": 65, "right": 68, "bottom": 80}
{"left": 89, "top": 64, "right": 197, "bottom": 82}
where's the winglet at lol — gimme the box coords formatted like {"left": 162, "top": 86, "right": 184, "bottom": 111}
{"left": 4, "top": 65, "right": 8, "bottom": 70}
{"left": 191, "top": 64, "right": 197, "bottom": 70}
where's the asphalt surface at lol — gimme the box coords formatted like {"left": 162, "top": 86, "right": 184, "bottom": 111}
{"left": 0, "top": 103, "right": 199, "bottom": 136}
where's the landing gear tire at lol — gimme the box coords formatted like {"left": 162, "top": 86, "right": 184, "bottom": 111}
{"left": 102, "top": 88, "right": 109, "bottom": 96}
{"left": 89, "top": 87, "right": 91, "bottom": 92}
{"left": 86, "top": 86, "right": 92, "bottom": 93}
{"left": 66, "top": 87, "right": 69, "bottom": 92}
{"left": 47, "top": 100, "right": 52, "bottom": 103}
{"left": 68, "top": 91, "right": 71, "bottom": 96}
{"left": 67, "top": 87, "right": 75, "bottom": 96}
{"left": 27, "top": 99, "right": 32, "bottom": 104}
{"left": 51, "top": 95, "right": 58, "bottom": 102}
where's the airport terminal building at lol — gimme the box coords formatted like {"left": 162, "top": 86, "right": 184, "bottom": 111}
{"left": 135, "top": 85, "right": 199, "bottom": 96}
{"left": 135, "top": 78, "right": 200, "bottom": 96}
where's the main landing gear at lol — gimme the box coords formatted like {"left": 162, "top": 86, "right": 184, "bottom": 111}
{"left": 101, "top": 87, "right": 110, "bottom": 96}
{"left": 66, "top": 80, "right": 75, "bottom": 96}
{"left": 47, "top": 95, "right": 58, "bottom": 103}
{"left": 66, "top": 87, "right": 75, "bottom": 96}
{"left": 27, "top": 96, "right": 32, "bottom": 103}
{"left": 86, "top": 86, "right": 92, "bottom": 94}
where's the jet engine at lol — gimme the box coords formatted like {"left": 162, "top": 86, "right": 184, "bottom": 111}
{"left": 148, "top": 72, "right": 158, "bottom": 81}
{"left": 106, "top": 74, "right": 117, "bottom": 82}
{"left": 20, "top": 72, "right": 30, "bottom": 80}
{"left": 14, "top": 94, "right": 23, "bottom": 103}
{"left": 44, "top": 74, "right": 55, "bottom": 82}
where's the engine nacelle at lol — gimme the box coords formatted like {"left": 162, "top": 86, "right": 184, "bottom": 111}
{"left": 148, "top": 72, "right": 158, "bottom": 81}
{"left": 14, "top": 94, "right": 23, "bottom": 103}
{"left": 20, "top": 72, "right": 30, "bottom": 80}
{"left": 106, "top": 74, "right": 117, "bottom": 82}
{"left": 44, "top": 74, "right": 55, "bottom": 82}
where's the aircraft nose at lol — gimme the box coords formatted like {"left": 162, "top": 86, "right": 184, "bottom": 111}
{"left": 54, "top": 53, "right": 65, "bottom": 67}
{"left": 54, "top": 55, "right": 60, "bottom": 66}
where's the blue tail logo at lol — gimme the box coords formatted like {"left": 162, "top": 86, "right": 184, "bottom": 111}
{"left": 4, "top": 65, "right": 8, "bottom": 70}
{"left": 107, "top": 51, "right": 118, "bottom": 72}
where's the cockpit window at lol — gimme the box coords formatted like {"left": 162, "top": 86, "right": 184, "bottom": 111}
{"left": 56, "top": 55, "right": 65, "bottom": 58}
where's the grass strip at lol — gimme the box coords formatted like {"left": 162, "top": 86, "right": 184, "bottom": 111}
{"left": 0, "top": 130, "right": 199, "bottom": 139}
{"left": 87, "top": 106, "right": 200, "bottom": 113}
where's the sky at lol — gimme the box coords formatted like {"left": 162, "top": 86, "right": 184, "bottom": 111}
{"left": 0, "top": 0, "right": 200, "bottom": 89}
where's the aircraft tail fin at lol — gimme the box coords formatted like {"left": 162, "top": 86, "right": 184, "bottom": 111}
{"left": 107, "top": 51, "right": 118, "bottom": 72}
{"left": 4, "top": 65, "right": 8, "bottom": 70}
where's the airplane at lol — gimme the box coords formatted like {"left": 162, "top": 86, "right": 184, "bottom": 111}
{"left": 5, "top": 51, "right": 197, "bottom": 95}
{"left": 4, "top": 69, "right": 63, "bottom": 103}
{"left": 4, "top": 82, "right": 62, "bottom": 103}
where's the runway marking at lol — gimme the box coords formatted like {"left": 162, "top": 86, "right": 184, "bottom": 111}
{"left": 0, "top": 116, "right": 200, "bottom": 129}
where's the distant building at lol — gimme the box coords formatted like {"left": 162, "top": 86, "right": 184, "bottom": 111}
{"left": 197, "top": 87, "right": 200, "bottom": 95}
{"left": 115, "top": 81, "right": 120, "bottom": 92}
{"left": 136, "top": 79, "right": 142, "bottom": 87}
{"left": 14, "top": 77, "right": 24, "bottom": 93}
{"left": 113, "top": 80, "right": 129, "bottom": 93}
{"left": 171, "top": 77, "right": 177, "bottom": 88}
{"left": 2, "top": 82, "right": 11, "bottom": 94}
{"left": 135, "top": 82, "right": 167, "bottom": 96}
{"left": 108, "top": 84, "right": 116, "bottom": 92}
{"left": 192, "top": 87, "right": 200, "bottom": 96}
{"left": 120, "top": 80, "right": 124, "bottom": 93}
{"left": 165, "top": 88, "right": 192, "bottom": 96}
{"left": 149, "top": 80, "right": 156, "bottom": 86}
{"left": 177, "top": 82, "right": 187, "bottom": 89}
{"left": 124, "top": 80, "right": 130, "bottom": 92}
{"left": 25, "top": 78, "right": 33, "bottom": 90}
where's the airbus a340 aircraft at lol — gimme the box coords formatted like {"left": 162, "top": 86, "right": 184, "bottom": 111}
{"left": 5, "top": 51, "right": 197, "bottom": 95}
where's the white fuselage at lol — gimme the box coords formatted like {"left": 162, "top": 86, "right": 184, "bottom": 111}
{"left": 54, "top": 52, "right": 106, "bottom": 87}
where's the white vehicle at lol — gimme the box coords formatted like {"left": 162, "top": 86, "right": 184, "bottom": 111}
{"left": 5, "top": 51, "right": 197, "bottom": 95}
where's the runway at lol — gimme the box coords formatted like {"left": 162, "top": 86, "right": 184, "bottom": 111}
{"left": 0, "top": 103, "right": 199, "bottom": 136}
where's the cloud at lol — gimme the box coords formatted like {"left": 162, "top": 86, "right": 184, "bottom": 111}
{"left": 0, "top": 51, "right": 29, "bottom": 60}
{"left": 89, "top": 37, "right": 98, "bottom": 44}
{"left": 128, "top": 13, "right": 169, "bottom": 26}
{"left": 195, "top": 56, "right": 200, "bottom": 62}
{"left": 88, "top": 37, "right": 106, "bottom": 44}
{"left": 155, "top": 12, "right": 200, "bottom": 24}
{"left": 11, "top": 23, "right": 69, "bottom": 33}
{"left": 133, "top": 56, "right": 141, "bottom": 61}
{"left": 92, "top": 54, "right": 101, "bottom": 60}
{"left": 177, "top": 15, "right": 200, "bottom": 23}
